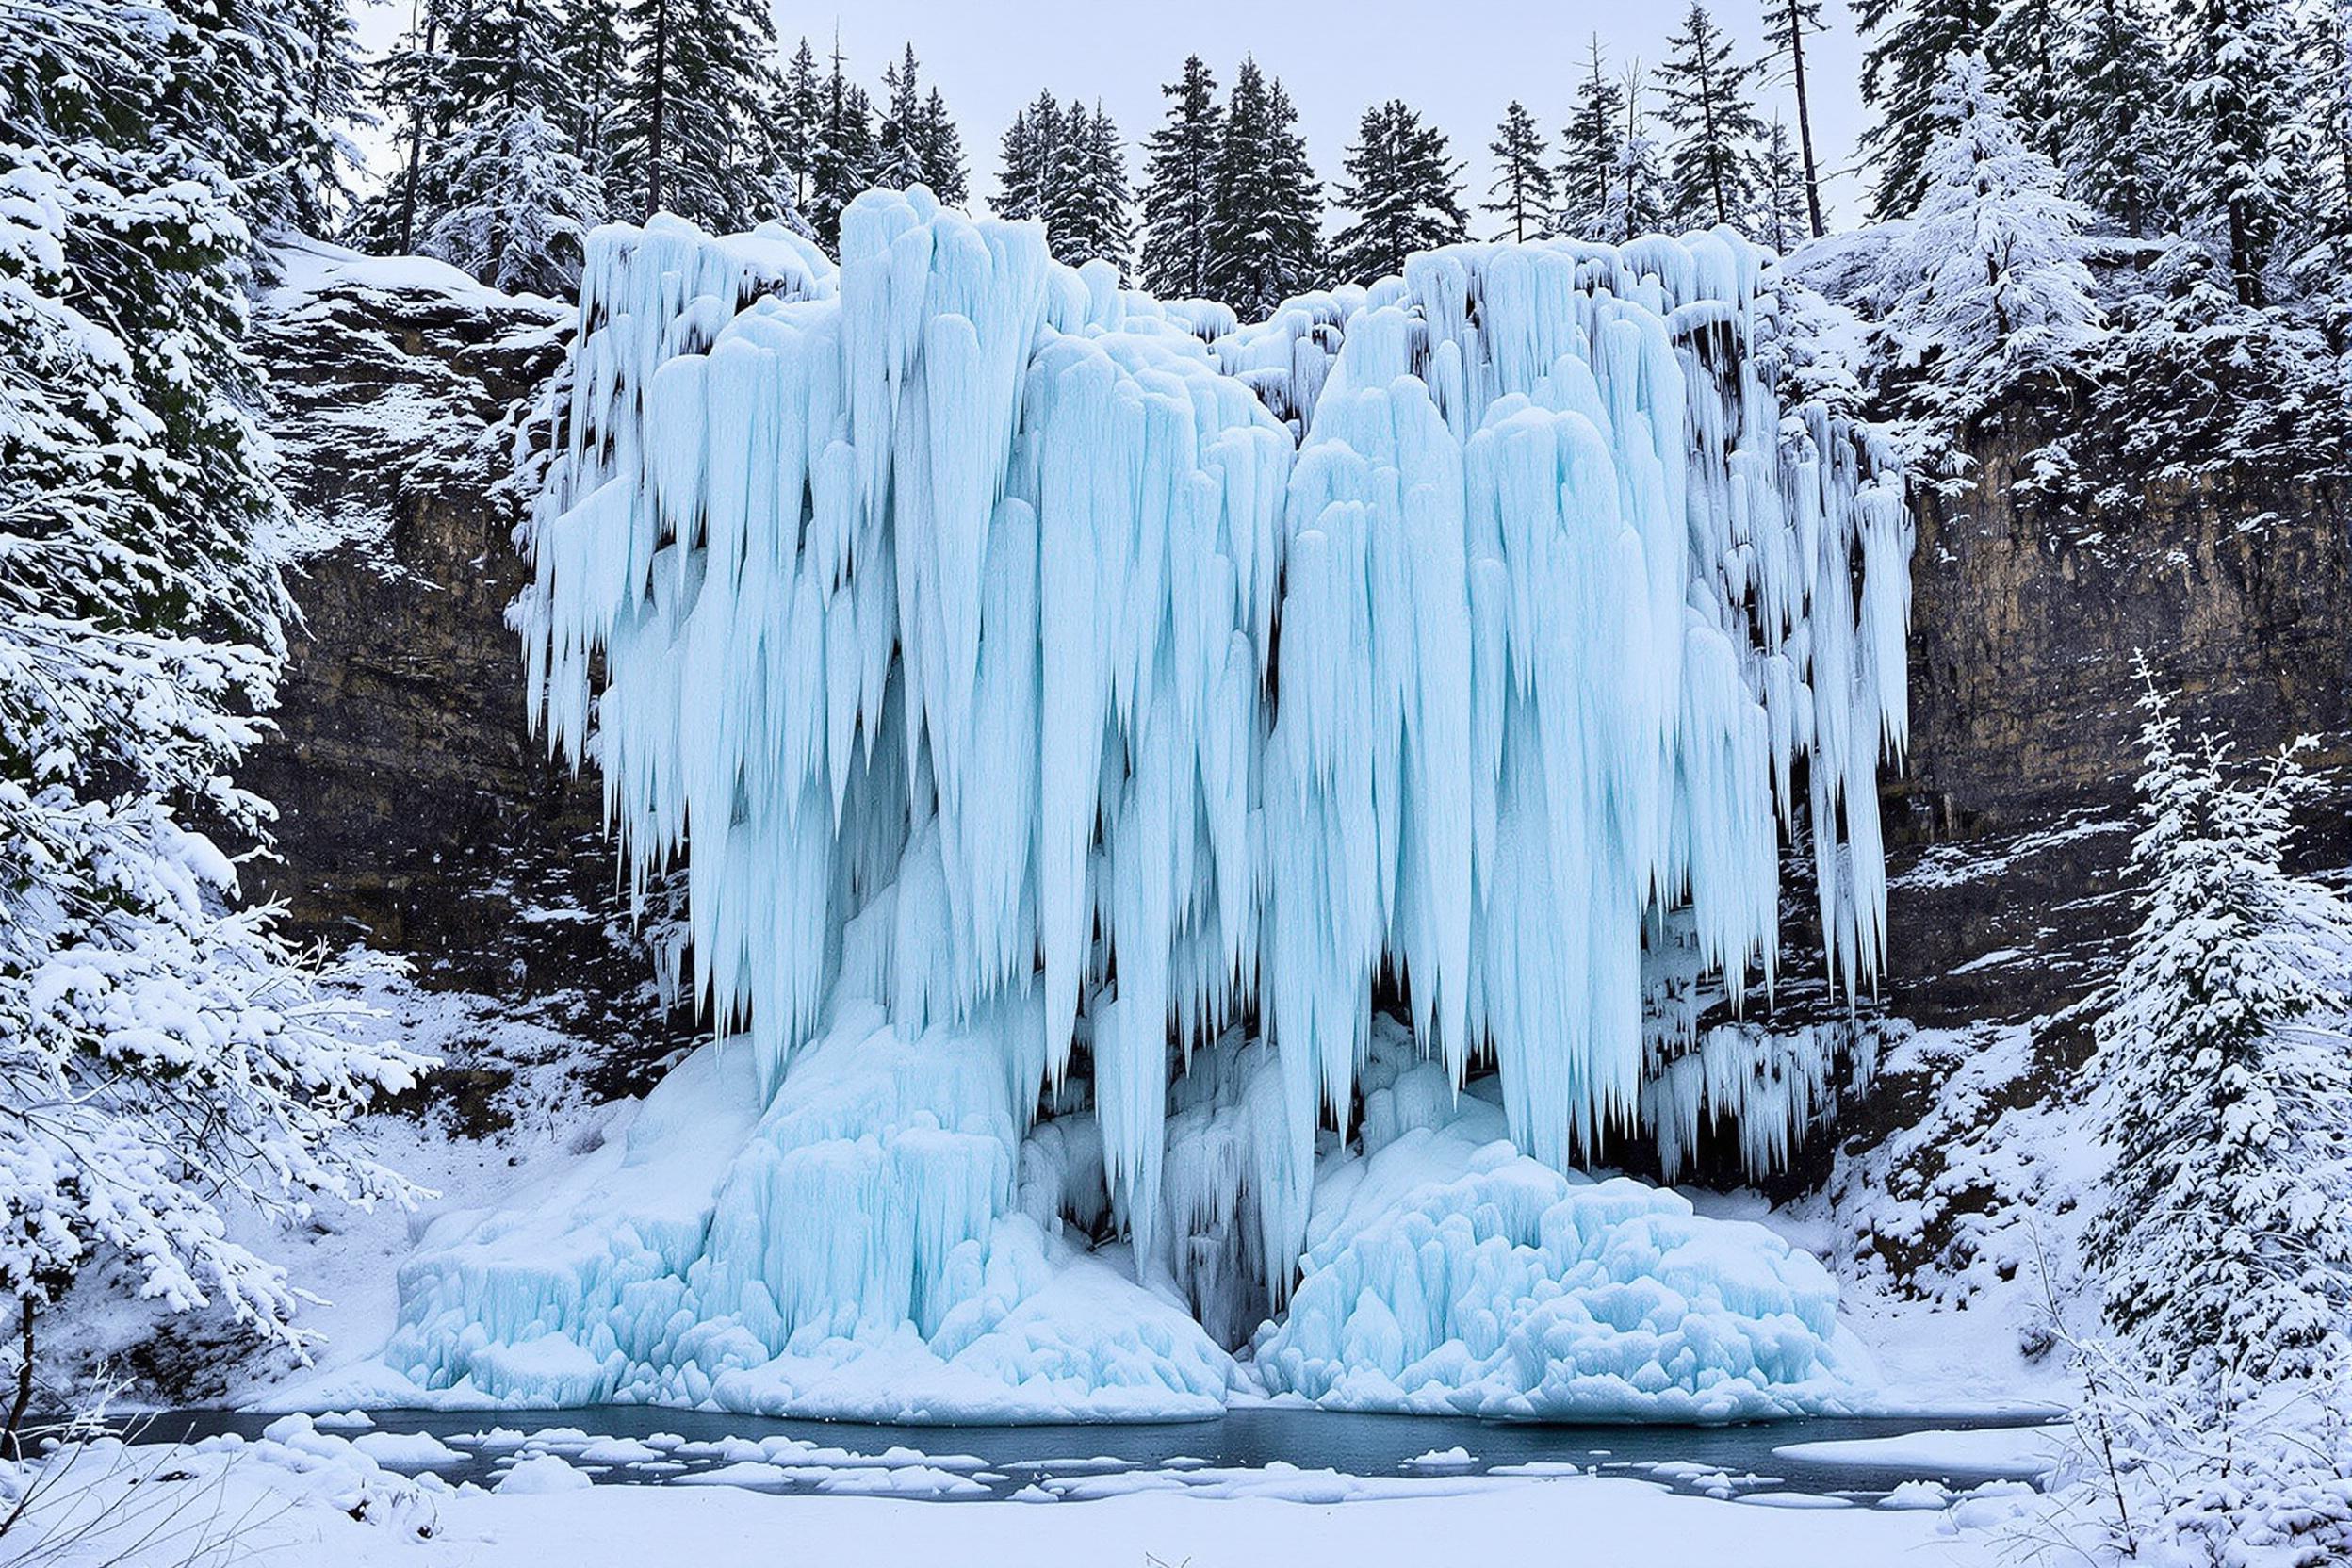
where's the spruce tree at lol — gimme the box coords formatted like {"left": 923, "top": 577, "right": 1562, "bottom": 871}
{"left": 2055, "top": 0, "right": 2171, "bottom": 237}
{"left": 1760, "top": 0, "right": 1829, "bottom": 237}
{"left": 420, "top": 106, "right": 603, "bottom": 293}
{"left": 1608, "top": 67, "right": 1672, "bottom": 241}
{"left": 618, "top": 0, "right": 787, "bottom": 231}
{"left": 914, "top": 89, "right": 970, "bottom": 205}
{"left": 1485, "top": 100, "right": 1557, "bottom": 241}
{"left": 1753, "top": 117, "right": 1812, "bottom": 253}
{"left": 996, "top": 90, "right": 1063, "bottom": 222}
{"left": 778, "top": 39, "right": 824, "bottom": 207}
{"left": 1140, "top": 55, "right": 1223, "bottom": 299}
{"left": 1855, "top": 0, "right": 2001, "bottom": 217}
{"left": 1875, "top": 52, "right": 2100, "bottom": 430}
{"left": 556, "top": 0, "right": 629, "bottom": 189}
{"left": 2170, "top": 0, "right": 2299, "bottom": 305}
{"left": 1557, "top": 38, "right": 1627, "bottom": 239}
{"left": 1206, "top": 60, "right": 1324, "bottom": 316}
{"left": 1657, "top": 2, "right": 1768, "bottom": 230}
{"left": 1046, "top": 101, "right": 1135, "bottom": 271}
{"left": 1332, "top": 98, "right": 1467, "bottom": 285}
{"left": 806, "top": 40, "right": 876, "bottom": 250}
{"left": 1987, "top": 0, "right": 2068, "bottom": 163}
{"left": 2086, "top": 668, "right": 2352, "bottom": 1396}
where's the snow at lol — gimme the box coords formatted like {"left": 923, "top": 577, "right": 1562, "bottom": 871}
{"left": 368, "top": 191, "right": 1917, "bottom": 1420}
{"left": 1773, "top": 1426, "right": 2062, "bottom": 1478}
{"left": 0, "top": 1422, "right": 2025, "bottom": 1568}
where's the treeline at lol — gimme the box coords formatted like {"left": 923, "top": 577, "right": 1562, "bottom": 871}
{"left": 351, "top": 0, "right": 2350, "bottom": 347}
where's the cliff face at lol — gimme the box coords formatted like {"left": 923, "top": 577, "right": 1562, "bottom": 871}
{"left": 246, "top": 245, "right": 685, "bottom": 1079}
{"left": 244, "top": 257, "right": 2350, "bottom": 1082}
{"left": 1884, "top": 398, "right": 2352, "bottom": 1027}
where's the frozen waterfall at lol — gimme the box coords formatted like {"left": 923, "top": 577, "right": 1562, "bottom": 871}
{"left": 364, "top": 188, "right": 1907, "bottom": 1422}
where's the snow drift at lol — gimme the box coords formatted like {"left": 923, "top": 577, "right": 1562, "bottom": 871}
{"left": 368, "top": 188, "right": 1906, "bottom": 1420}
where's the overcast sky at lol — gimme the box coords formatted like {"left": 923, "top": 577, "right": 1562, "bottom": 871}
{"left": 356, "top": 0, "right": 1876, "bottom": 228}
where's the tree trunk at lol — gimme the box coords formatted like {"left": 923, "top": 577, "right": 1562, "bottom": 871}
{"left": 1788, "top": 0, "right": 1826, "bottom": 237}
{"left": 394, "top": 9, "right": 438, "bottom": 254}
{"left": 4, "top": 1299, "right": 31, "bottom": 1462}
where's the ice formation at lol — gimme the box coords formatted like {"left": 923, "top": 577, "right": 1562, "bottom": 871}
{"left": 378, "top": 188, "right": 1909, "bottom": 1420}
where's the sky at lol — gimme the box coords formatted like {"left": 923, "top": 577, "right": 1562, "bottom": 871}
{"left": 355, "top": 0, "right": 1878, "bottom": 228}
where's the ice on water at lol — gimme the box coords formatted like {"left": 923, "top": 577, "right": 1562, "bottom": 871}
{"left": 377, "top": 188, "right": 1907, "bottom": 1421}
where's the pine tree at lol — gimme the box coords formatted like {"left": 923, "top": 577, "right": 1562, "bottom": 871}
{"left": 2170, "top": 0, "right": 2299, "bottom": 305}
{"left": 287, "top": 0, "right": 371, "bottom": 232}
{"left": 996, "top": 90, "right": 1063, "bottom": 222}
{"left": 1140, "top": 55, "right": 1223, "bottom": 299}
{"left": 777, "top": 39, "right": 824, "bottom": 207}
{"left": 1206, "top": 60, "right": 1324, "bottom": 316}
{"left": 420, "top": 106, "right": 604, "bottom": 293}
{"left": 1988, "top": 0, "right": 2068, "bottom": 163}
{"left": 555, "top": 0, "right": 629, "bottom": 188}
{"left": 1609, "top": 67, "right": 1672, "bottom": 241}
{"left": 1657, "top": 2, "right": 1768, "bottom": 230}
{"left": 1875, "top": 52, "right": 2101, "bottom": 429}
{"left": 1753, "top": 117, "right": 1812, "bottom": 252}
{"left": 2086, "top": 666, "right": 2352, "bottom": 1396}
{"left": 2055, "top": 0, "right": 2171, "bottom": 237}
{"left": 913, "top": 88, "right": 969, "bottom": 205}
{"left": 875, "top": 44, "right": 925, "bottom": 189}
{"left": 0, "top": 0, "right": 422, "bottom": 1400}
{"left": 1760, "top": 0, "right": 1830, "bottom": 237}
{"left": 1855, "top": 0, "right": 2001, "bottom": 217}
{"left": 358, "top": 0, "right": 463, "bottom": 255}
{"left": 1332, "top": 98, "right": 1467, "bottom": 285}
{"left": 1485, "top": 100, "right": 1557, "bottom": 241}
{"left": 1045, "top": 101, "right": 1134, "bottom": 271}
{"left": 1557, "top": 38, "right": 1627, "bottom": 239}
{"left": 618, "top": 0, "right": 786, "bottom": 231}
{"left": 807, "top": 39, "right": 876, "bottom": 250}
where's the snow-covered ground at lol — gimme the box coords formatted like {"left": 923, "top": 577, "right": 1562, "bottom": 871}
{"left": 0, "top": 1415, "right": 2047, "bottom": 1568}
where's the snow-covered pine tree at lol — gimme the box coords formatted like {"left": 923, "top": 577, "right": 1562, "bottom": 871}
{"left": 398, "top": 0, "right": 605, "bottom": 293}
{"left": 618, "top": 0, "right": 787, "bottom": 232}
{"left": 1485, "top": 100, "right": 1557, "bottom": 241}
{"left": 2169, "top": 0, "right": 2300, "bottom": 304}
{"left": 555, "top": 0, "right": 629, "bottom": 190}
{"left": 1557, "top": 38, "right": 1626, "bottom": 239}
{"left": 1657, "top": 1, "right": 1768, "bottom": 230}
{"left": 352, "top": 0, "right": 462, "bottom": 255}
{"left": 1332, "top": 98, "right": 1467, "bottom": 285}
{"left": 1874, "top": 52, "right": 2100, "bottom": 433}
{"left": 421, "top": 106, "right": 604, "bottom": 294}
{"left": 995, "top": 90, "right": 1063, "bottom": 222}
{"left": 913, "top": 88, "right": 969, "bottom": 206}
{"left": 1608, "top": 67, "right": 1673, "bottom": 240}
{"left": 2055, "top": 0, "right": 2172, "bottom": 237}
{"left": 0, "top": 0, "right": 423, "bottom": 1417}
{"left": 1987, "top": 0, "right": 2068, "bottom": 163}
{"left": 777, "top": 38, "right": 824, "bottom": 208}
{"left": 2085, "top": 666, "right": 2352, "bottom": 1396}
{"left": 2286, "top": 0, "right": 2351, "bottom": 357}
{"left": 1754, "top": 117, "right": 1813, "bottom": 252}
{"left": 1855, "top": 0, "right": 2001, "bottom": 217}
{"left": 1206, "top": 60, "right": 1324, "bottom": 317}
{"left": 1140, "top": 55, "right": 1223, "bottom": 299}
{"left": 874, "top": 45, "right": 926, "bottom": 189}
{"left": 806, "top": 39, "right": 876, "bottom": 251}
{"left": 286, "top": 0, "right": 371, "bottom": 233}
{"left": 1046, "top": 101, "right": 1134, "bottom": 272}
{"left": 1760, "top": 0, "right": 1830, "bottom": 237}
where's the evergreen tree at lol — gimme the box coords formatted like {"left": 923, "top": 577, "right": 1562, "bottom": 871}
{"left": 806, "top": 40, "right": 876, "bottom": 250}
{"left": 2055, "top": 0, "right": 2172, "bottom": 237}
{"left": 555, "top": 0, "right": 629, "bottom": 188}
{"left": 1046, "top": 101, "right": 1134, "bottom": 271}
{"left": 1140, "top": 55, "right": 1223, "bottom": 299}
{"left": 2286, "top": 0, "right": 2352, "bottom": 348}
{"left": 914, "top": 88, "right": 970, "bottom": 205}
{"left": 0, "top": 0, "right": 421, "bottom": 1393}
{"left": 1875, "top": 53, "right": 2100, "bottom": 430}
{"left": 1485, "top": 100, "right": 1557, "bottom": 241}
{"left": 1760, "top": 0, "right": 1829, "bottom": 237}
{"left": 1557, "top": 38, "right": 1627, "bottom": 239}
{"left": 1855, "top": 0, "right": 2001, "bottom": 217}
{"left": 1987, "top": 0, "right": 2068, "bottom": 163}
{"left": 1609, "top": 66, "right": 1672, "bottom": 240}
{"left": 1206, "top": 60, "right": 1324, "bottom": 316}
{"left": 358, "top": 0, "right": 463, "bottom": 255}
{"left": 420, "top": 106, "right": 603, "bottom": 293}
{"left": 617, "top": 0, "right": 786, "bottom": 231}
{"left": 1332, "top": 98, "right": 1467, "bottom": 285}
{"left": 996, "top": 90, "right": 1063, "bottom": 222}
{"left": 777, "top": 39, "right": 824, "bottom": 207}
{"left": 1753, "top": 116, "right": 1812, "bottom": 252}
{"left": 2086, "top": 667, "right": 2352, "bottom": 1396}
{"left": 2170, "top": 0, "right": 2299, "bottom": 305}
{"left": 1657, "top": 2, "right": 1767, "bottom": 229}
{"left": 287, "top": 0, "right": 371, "bottom": 232}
